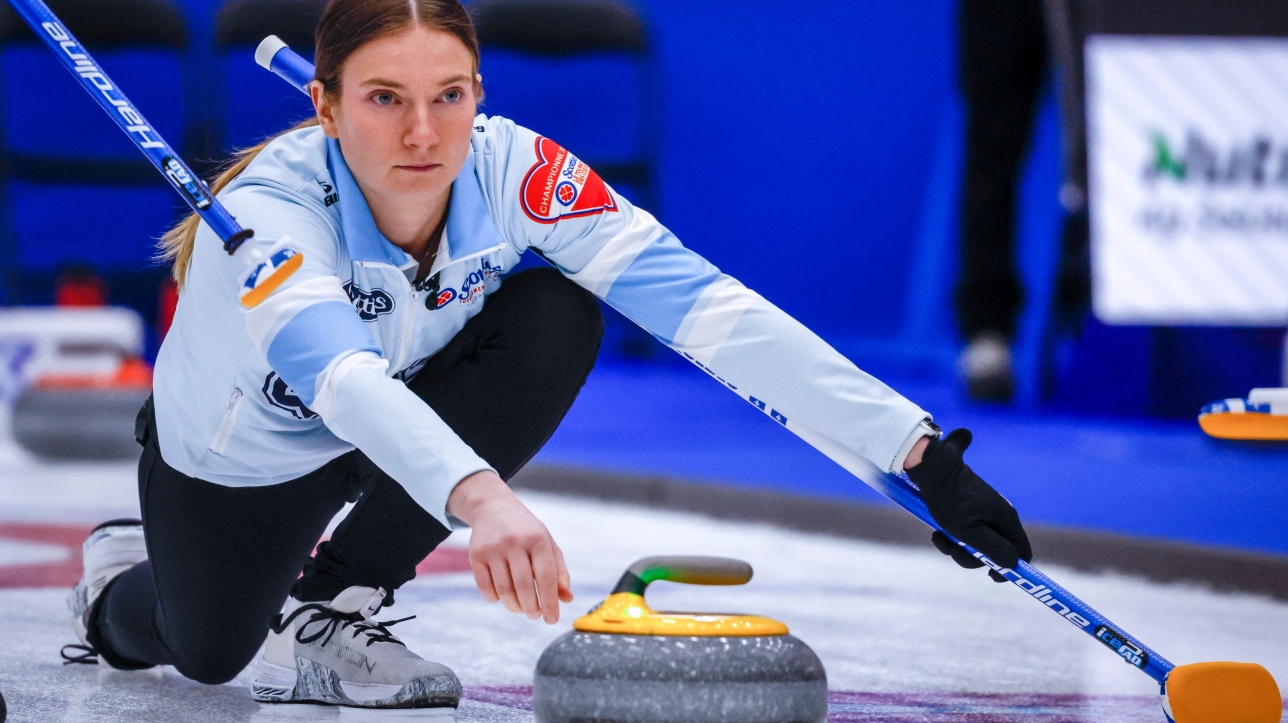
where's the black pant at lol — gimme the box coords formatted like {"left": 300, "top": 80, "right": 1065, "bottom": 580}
{"left": 956, "top": 0, "right": 1048, "bottom": 341}
{"left": 956, "top": 0, "right": 1092, "bottom": 341}
{"left": 90, "top": 269, "right": 602, "bottom": 685}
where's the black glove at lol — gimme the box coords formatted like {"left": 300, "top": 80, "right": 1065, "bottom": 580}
{"left": 905, "top": 428, "right": 1032, "bottom": 582}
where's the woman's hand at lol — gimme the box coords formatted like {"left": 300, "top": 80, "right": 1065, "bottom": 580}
{"left": 904, "top": 429, "right": 1033, "bottom": 582}
{"left": 447, "top": 470, "right": 573, "bottom": 624}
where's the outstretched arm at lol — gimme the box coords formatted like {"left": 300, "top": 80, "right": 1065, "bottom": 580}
{"left": 476, "top": 116, "right": 1031, "bottom": 576}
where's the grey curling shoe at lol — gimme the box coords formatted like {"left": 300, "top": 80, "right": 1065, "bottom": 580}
{"left": 533, "top": 556, "right": 828, "bottom": 723}
{"left": 63, "top": 519, "right": 148, "bottom": 664}
{"left": 252, "top": 586, "right": 460, "bottom": 717}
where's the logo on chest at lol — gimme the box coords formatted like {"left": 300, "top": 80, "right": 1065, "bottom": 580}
{"left": 343, "top": 281, "right": 395, "bottom": 321}
{"left": 419, "top": 260, "right": 502, "bottom": 310}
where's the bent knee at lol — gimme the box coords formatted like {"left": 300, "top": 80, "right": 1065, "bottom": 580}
{"left": 172, "top": 646, "right": 259, "bottom": 685}
{"left": 506, "top": 269, "right": 604, "bottom": 346}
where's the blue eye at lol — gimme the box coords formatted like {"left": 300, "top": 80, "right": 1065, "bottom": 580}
{"left": 373, "top": 92, "right": 395, "bottom": 105}
{"left": 442, "top": 89, "right": 462, "bottom": 103}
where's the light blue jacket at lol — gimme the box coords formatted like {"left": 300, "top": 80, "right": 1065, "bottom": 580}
{"left": 154, "top": 116, "right": 930, "bottom": 527}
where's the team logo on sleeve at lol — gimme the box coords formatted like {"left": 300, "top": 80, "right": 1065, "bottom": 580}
{"left": 520, "top": 137, "right": 618, "bottom": 224}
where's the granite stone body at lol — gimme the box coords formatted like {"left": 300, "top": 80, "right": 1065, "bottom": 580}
{"left": 533, "top": 631, "right": 827, "bottom": 723}
{"left": 13, "top": 388, "right": 150, "bottom": 460}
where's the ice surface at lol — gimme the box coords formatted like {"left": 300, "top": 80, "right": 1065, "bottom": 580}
{"left": 1, "top": 459, "right": 1286, "bottom": 722}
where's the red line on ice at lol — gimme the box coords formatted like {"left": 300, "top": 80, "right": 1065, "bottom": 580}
{"left": 0, "top": 522, "right": 472, "bottom": 588}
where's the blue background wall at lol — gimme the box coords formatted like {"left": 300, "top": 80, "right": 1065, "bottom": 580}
{"left": 0, "top": 0, "right": 1283, "bottom": 552}
{"left": 0, "top": 0, "right": 1281, "bottom": 409}
{"left": 633, "top": 0, "right": 955, "bottom": 340}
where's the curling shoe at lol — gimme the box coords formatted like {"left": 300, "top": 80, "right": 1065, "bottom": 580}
{"left": 63, "top": 519, "right": 148, "bottom": 664}
{"left": 252, "top": 585, "right": 460, "bottom": 717}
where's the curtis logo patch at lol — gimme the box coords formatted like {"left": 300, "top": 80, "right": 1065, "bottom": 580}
{"left": 520, "top": 137, "right": 618, "bottom": 224}
{"left": 343, "top": 281, "right": 395, "bottom": 321}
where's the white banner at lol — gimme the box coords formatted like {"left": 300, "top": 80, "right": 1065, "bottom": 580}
{"left": 1087, "top": 35, "right": 1288, "bottom": 325}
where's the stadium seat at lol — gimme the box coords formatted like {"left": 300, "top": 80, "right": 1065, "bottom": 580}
{"left": 469, "top": 0, "right": 659, "bottom": 214}
{"left": 0, "top": 0, "right": 188, "bottom": 280}
{"left": 214, "top": 0, "right": 324, "bottom": 154}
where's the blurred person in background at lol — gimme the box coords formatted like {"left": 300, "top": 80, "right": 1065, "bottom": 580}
{"left": 956, "top": 0, "right": 1089, "bottom": 402}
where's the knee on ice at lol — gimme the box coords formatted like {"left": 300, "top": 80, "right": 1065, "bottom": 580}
{"left": 172, "top": 648, "right": 259, "bottom": 686}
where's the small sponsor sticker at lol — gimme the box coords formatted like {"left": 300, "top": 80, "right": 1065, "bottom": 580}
{"left": 1094, "top": 625, "right": 1150, "bottom": 669}
{"left": 163, "top": 156, "right": 212, "bottom": 210}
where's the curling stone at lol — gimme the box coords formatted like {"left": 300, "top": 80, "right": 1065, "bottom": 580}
{"left": 11, "top": 359, "right": 151, "bottom": 461}
{"left": 533, "top": 556, "right": 827, "bottom": 723}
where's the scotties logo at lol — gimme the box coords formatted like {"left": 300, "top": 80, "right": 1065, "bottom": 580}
{"left": 343, "top": 281, "right": 395, "bottom": 321}
{"left": 427, "top": 260, "right": 502, "bottom": 310}
{"left": 262, "top": 372, "right": 317, "bottom": 420}
{"left": 520, "top": 137, "right": 618, "bottom": 224}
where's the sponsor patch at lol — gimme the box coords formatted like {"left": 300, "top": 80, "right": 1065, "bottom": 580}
{"left": 520, "top": 137, "right": 617, "bottom": 224}
{"left": 430, "top": 287, "right": 457, "bottom": 310}
{"left": 343, "top": 281, "right": 395, "bottom": 321}
{"left": 239, "top": 246, "right": 304, "bottom": 308}
{"left": 426, "top": 259, "right": 502, "bottom": 310}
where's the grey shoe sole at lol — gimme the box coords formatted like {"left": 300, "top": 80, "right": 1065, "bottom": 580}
{"left": 253, "top": 656, "right": 460, "bottom": 712}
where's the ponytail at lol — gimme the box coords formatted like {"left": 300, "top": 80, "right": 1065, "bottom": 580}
{"left": 159, "top": 117, "right": 321, "bottom": 288}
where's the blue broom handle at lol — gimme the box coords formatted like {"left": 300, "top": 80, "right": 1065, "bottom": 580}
{"left": 255, "top": 35, "right": 314, "bottom": 95}
{"left": 6, "top": 0, "right": 252, "bottom": 252}
{"left": 876, "top": 467, "right": 1176, "bottom": 685}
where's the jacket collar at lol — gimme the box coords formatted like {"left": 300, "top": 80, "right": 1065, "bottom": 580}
{"left": 436, "top": 154, "right": 507, "bottom": 273}
{"left": 326, "top": 139, "right": 504, "bottom": 269}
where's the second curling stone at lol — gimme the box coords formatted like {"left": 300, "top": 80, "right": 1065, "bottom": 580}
{"left": 533, "top": 556, "right": 827, "bottom": 723}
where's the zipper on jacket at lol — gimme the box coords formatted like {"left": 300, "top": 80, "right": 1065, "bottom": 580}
{"left": 394, "top": 271, "right": 416, "bottom": 373}
{"left": 209, "top": 388, "right": 244, "bottom": 454}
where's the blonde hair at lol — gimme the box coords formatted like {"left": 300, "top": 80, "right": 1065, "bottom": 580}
{"left": 159, "top": 0, "right": 482, "bottom": 289}
{"left": 159, "top": 118, "right": 319, "bottom": 286}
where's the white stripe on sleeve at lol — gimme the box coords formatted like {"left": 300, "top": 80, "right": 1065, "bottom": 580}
{"left": 565, "top": 208, "right": 663, "bottom": 296}
{"left": 672, "top": 275, "right": 758, "bottom": 366}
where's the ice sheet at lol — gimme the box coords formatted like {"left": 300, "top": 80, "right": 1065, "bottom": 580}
{"left": 1, "top": 461, "right": 1286, "bottom": 722}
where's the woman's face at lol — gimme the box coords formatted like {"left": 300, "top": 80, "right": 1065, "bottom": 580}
{"left": 312, "top": 25, "right": 479, "bottom": 206}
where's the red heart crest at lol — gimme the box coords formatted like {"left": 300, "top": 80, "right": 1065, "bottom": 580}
{"left": 520, "top": 137, "right": 618, "bottom": 224}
